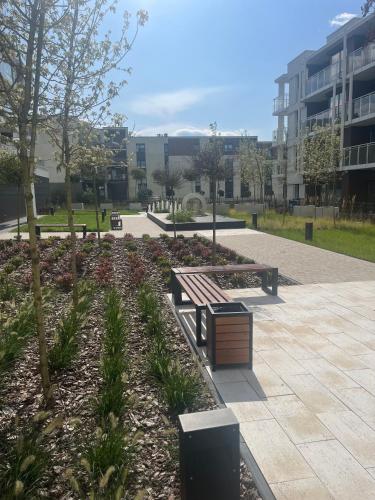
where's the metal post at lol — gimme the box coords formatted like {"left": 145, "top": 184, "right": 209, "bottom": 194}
{"left": 101, "top": 209, "right": 106, "bottom": 222}
{"left": 305, "top": 222, "right": 313, "bottom": 241}
{"left": 252, "top": 213, "right": 258, "bottom": 229}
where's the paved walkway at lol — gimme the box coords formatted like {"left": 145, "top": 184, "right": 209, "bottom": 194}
{"left": 204, "top": 229, "right": 375, "bottom": 284}
{"left": 173, "top": 280, "right": 375, "bottom": 500}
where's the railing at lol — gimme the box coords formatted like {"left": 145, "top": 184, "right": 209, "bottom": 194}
{"left": 305, "top": 106, "right": 341, "bottom": 132}
{"left": 343, "top": 141, "right": 375, "bottom": 167}
{"left": 352, "top": 91, "right": 375, "bottom": 120}
{"left": 272, "top": 128, "right": 288, "bottom": 144}
{"left": 273, "top": 94, "right": 289, "bottom": 113}
{"left": 348, "top": 43, "right": 375, "bottom": 73}
{"left": 305, "top": 62, "right": 341, "bottom": 96}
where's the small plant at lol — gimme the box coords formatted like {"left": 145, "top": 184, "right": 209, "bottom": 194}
{"left": 162, "top": 362, "right": 200, "bottom": 414}
{"left": 0, "top": 276, "right": 17, "bottom": 301}
{"left": 94, "top": 257, "right": 113, "bottom": 287}
{"left": 137, "top": 283, "right": 159, "bottom": 322}
{"left": 9, "top": 255, "right": 23, "bottom": 269}
{"left": 55, "top": 272, "right": 73, "bottom": 291}
{"left": 142, "top": 233, "right": 150, "bottom": 241}
{"left": 0, "top": 418, "right": 49, "bottom": 498}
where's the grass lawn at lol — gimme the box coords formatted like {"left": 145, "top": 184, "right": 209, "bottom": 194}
{"left": 17, "top": 208, "right": 139, "bottom": 233}
{"left": 228, "top": 208, "right": 375, "bottom": 263}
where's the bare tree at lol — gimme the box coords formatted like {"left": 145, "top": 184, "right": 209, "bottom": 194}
{"left": 0, "top": 150, "right": 23, "bottom": 239}
{"left": 131, "top": 168, "right": 147, "bottom": 200}
{"left": 152, "top": 169, "right": 184, "bottom": 239}
{"left": 193, "top": 123, "right": 227, "bottom": 265}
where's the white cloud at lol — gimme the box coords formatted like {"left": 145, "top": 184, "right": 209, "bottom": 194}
{"left": 133, "top": 122, "right": 255, "bottom": 137}
{"left": 330, "top": 12, "right": 356, "bottom": 27}
{"left": 129, "top": 87, "right": 224, "bottom": 117}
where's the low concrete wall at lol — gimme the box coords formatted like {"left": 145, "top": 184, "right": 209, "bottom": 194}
{"left": 129, "top": 202, "right": 143, "bottom": 210}
{"left": 147, "top": 212, "right": 246, "bottom": 231}
{"left": 293, "top": 205, "right": 339, "bottom": 218}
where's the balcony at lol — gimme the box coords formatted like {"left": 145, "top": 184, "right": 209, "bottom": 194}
{"left": 273, "top": 94, "right": 289, "bottom": 114}
{"left": 348, "top": 43, "right": 375, "bottom": 73}
{"left": 352, "top": 91, "right": 375, "bottom": 120}
{"left": 305, "top": 107, "right": 341, "bottom": 132}
{"left": 272, "top": 128, "right": 288, "bottom": 144}
{"left": 343, "top": 141, "right": 375, "bottom": 167}
{"left": 305, "top": 62, "right": 341, "bottom": 96}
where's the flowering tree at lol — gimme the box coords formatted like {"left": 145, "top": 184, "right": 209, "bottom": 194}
{"left": 239, "top": 139, "right": 272, "bottom": 202}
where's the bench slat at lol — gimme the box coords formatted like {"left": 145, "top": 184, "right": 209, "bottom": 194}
{"left": 176, "top": 273, "right": 229, "bottom": 306}
{"left": 173, "top": 264, "right": 274, "bottom": 274}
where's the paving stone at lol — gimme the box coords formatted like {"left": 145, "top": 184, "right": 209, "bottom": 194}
{"left": 241, "top": 363, "right": 293, "bottom": 398}
{"left": 270, "top": 477, "right": 334, "bottom": 500}
{"left": 259, "top": 349, "right": 307, "bottom": 377}
{"left": 298, "top": 439, "right": 375, "bottom": 500}
{"left": 241, "top": 419, "right": 315, "bottom": 484}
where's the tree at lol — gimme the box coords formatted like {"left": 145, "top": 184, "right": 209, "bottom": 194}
{"left": 193, "top": 123, "right": 227, "bottom": 265}
{"left": 0, "top": 0, "right": 61, "bottom": 402}
{"left": 239, "top": 139, "right": 272, "bottom": 203}
{"left": 44, "top": 0, "right": 147, "bottom": 306}
{"left": 301, "top": 125, "right": 340, "bottom": 218}
{"left": 363, "top": 1, "right": 375, "bottom": 15}
{"left": 131, "top": 168, "right": 146, "bottom": 200}
{"left": 0, "top": 150, "right": 23, "bottom": 239}
{"left": 152, "top": 169, "right": 184, "bottom": 239}
{"left": 73, "top": 143, "right": 113, "bottom": 241}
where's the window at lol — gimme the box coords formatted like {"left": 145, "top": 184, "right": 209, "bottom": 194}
{"left": 224, "top": 158, "right": 234, "bottom": 198}
{"left": 136, "top": 143, "right": 146, "bottom": 168}
{"left": 294, "top": 184, "right": 300, "bottom": 199}
{"left": 164, "top": 143, "right": 169, "bottom": 168}
{"left": 224, "top": 143, "right": 234, "bottom": 154}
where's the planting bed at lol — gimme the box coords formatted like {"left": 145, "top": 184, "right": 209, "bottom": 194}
{"left": 0, "top": 234, "right": 265, "bottom": 498}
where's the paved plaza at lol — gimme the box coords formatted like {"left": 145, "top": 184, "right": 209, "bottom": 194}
{"left": 174, "top": 280, "right": 375, "bottom": 500}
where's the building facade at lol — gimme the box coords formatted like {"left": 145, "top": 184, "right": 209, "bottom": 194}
{"left": 273, "top": 12, "right": 375, "bottom": 210}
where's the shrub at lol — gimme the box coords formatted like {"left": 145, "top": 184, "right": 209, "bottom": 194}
{"left": 55, "top": 272, "right": 73, "bottom": 291}
{"left": 0, "top": 277, "right": 17, "bottom": 301}
{"left": 0, "top": 301, "right": 35, "bottom": 373}
{"left": 137, "top": 284, "right": 159, "bottom": 322}
{"left": 49, "top": 313, "right": 79, "bottom": 371}
{"left": 103, "top": 233, "right": 115, "bottom": 243}
{"left": 9, "top": 255, "right": 23, "bottom": 269}
{"left": 75, "top": 251, "right": 86, "bottom": 272}
{"left": 100, "top": 241, "right": 112, "bottom": 251}
{"left": 3, "top": 262, "right": 15, "bottom": 274}
{"left": 142, "top": 234, "right": 150, "bottom": 241}
{"left": 0, "top": 420, "right": 49, "bottom": 498}
{"left": 162, "top": 362, "right": 200, "bottom": 414}
{"left": 148, "top": 338, "right": 172, "bottom": 382}
{"left": 167, "top": 210, "right": 194, "bottom": 223}
{"left": 94, "top": 258, "right": 113, "bottom": 287}
{"left": 87, "top": 232, "right": 97, "bottom": 241}
{"left": 127, "top": 253, "right": 145, "bottom": 287}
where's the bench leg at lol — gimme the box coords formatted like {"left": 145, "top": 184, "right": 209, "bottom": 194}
{"left": 271, "top": 268, "right": 278, "bottom": 296}
{"left": 83, "top": 226, "right": 87, "bottom": 239}
{"left": 171, "top": 272, "right": 183, "bottom": 305}
{"left": 35, "top": 225, "right": 41, "bottom": 240}
{"left": 196, "top": 306, "right": 206, "bottom": 347}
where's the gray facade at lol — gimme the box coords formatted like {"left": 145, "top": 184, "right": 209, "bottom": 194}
{"left": 273, "top": 12, "right": 375, "bottom": 210}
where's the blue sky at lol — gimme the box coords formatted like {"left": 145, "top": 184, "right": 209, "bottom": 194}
{"left": 109, "top": 0, "right": 363, "bottom": 139}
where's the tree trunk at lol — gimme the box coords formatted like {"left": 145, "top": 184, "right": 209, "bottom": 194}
{"left": 62, "top": 0, "right": 79, "bottom": 306}
{"left": 65, "top": 164, "right": 79, "bottom": 306}
{"left": 172, "top": 194, "right": 176, "bottom": 239}
{"left": 212, "top": 176, "right": 217, "bottom": 265}
{"left": 93, "top": 171, "right": 101, "bottom": 241}
{"left": 21, "top": 0, "right": 51, "bottom": 402}
{"left": 16, "top": 183, "right": 21, "bottom": 240}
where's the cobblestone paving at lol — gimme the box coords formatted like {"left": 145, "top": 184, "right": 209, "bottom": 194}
{"left": 208, "top": 230, "right": 375, "bottom": 284}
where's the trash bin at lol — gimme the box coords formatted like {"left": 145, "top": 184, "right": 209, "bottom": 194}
{"left": 206, "top": 302, "right": 253, "bottom": 371}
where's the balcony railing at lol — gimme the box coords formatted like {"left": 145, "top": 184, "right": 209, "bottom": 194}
{"left": 305, "top": 106, "right": 341, "bottom": 132}
{"left": 343, "top": 141, "right": 375, "bottom": 167}
{"left": 273, "top": 94, "right": 289, "bottom": 114}
{"left": 348, "top": 43, "right": 375, "bottom": 73}
{"left": 352, "top": 91, "right": 375, "bottom": 120}
{"left": 305, "top": 62, "right": 341, "bottom": 96}
{"left": 272, "top": 128, "right": 288, "bottom": 144}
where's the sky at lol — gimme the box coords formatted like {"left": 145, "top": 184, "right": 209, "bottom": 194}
{"left": 107, "top": 0, "right": 364, "bottom": 140}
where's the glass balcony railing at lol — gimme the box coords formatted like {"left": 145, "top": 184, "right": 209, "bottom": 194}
{"left": 272, "top": 128, "right": 288, "bottom": 144}
{"left": 343, "top": 141, "right": 375, "bottom": 167}
{"left": 348, "top": 43, "right": 375, "bottom": 73}
{"left": 305, "top": 106, "right": 341, "bottom": 132}
{"left": 273, "top": 95, "right": 289, "bottom": 114}
{"left": 352, "top": 91, "right": 375, "bottom": 120}
{"left": 305, "top": 62, "right": 341, "bottom": 96}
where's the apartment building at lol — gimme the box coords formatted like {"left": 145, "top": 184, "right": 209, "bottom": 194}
{"left": 126, "top": 134, "right": 272, "bottom": 202}
{"left": 273, "top": 11, "right": 375, "bottom": 209}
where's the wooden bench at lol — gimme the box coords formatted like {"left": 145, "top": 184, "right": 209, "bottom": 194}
{"left": 35, "top": 223, "right": 87, "bottom": 239}
{"left": 172, "top": 264, "right": 278, "bottom": 297}
{"left": 110, "top": 212, "right": 123, "bottom": 230}
{"left": 174, "top": 273, "right": 230, "bottom": 346}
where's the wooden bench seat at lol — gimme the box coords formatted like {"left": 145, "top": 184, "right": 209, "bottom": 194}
{"left": 172, "top": 263, "right": 278, "bottom": 296}
{"left": 174, "top": 273, "right": 230, "bottom": 346}
{"left": 35, "top": 223, "right": 87, "bottom": 239}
